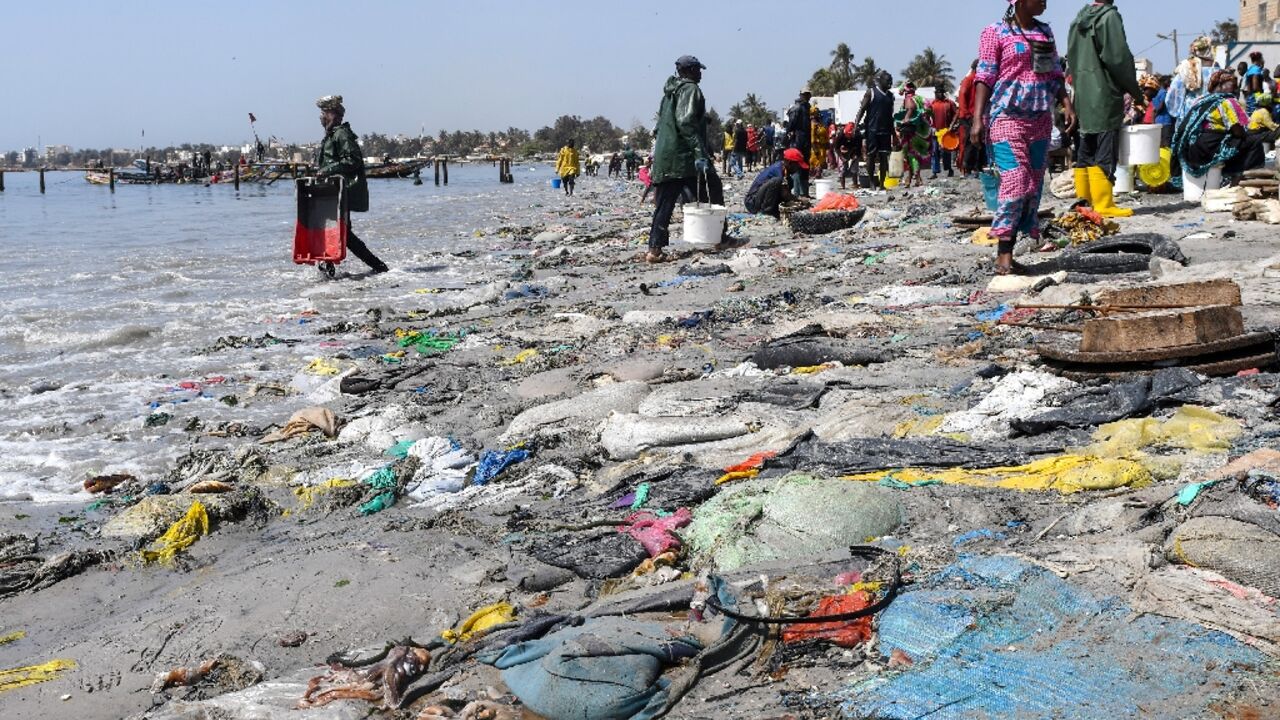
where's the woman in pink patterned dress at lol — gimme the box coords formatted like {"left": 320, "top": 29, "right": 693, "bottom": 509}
{"left": 970, "top": 0, "right": 1075, "bottom": 275}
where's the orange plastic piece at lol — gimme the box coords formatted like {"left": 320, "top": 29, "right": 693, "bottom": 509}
{"left": 724, "top": 451, "right": 778, "bottom": 474}
{"left": 781, "top": 591, "right": 875, "bottom": 648}
{"left": 1075, "top": 205, "right": 1105, "bottom": 226}
{"left": 813, "top": 194, "right": 862, "bottom": 213}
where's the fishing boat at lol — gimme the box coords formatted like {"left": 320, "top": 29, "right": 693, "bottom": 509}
{"left": 85, "top": 170, "right": 111, "bottom": 185}
{"left": 365, "top": 158, "right": 431, "bottom": 179}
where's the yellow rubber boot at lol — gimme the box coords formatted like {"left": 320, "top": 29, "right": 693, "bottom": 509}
{"left": 1088, "top": 167, "right": 1133, "bottom": 218}
{"left": 1073, "top": 167, "right": 1091, "bottom": 203}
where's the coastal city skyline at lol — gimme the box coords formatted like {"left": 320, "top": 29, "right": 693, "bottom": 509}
{"left": 8, "top": 0, "right": 1234, "bottom": 151}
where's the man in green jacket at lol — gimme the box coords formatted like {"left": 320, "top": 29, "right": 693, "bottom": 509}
{"left": 315, "top": 95, "right": 388, "bottom": 273}
{"left": 645, "top": 55, "right": 744, "bottom": 264}
{"left": 1066, "top": 0, "right": 1144, "bottom": 218}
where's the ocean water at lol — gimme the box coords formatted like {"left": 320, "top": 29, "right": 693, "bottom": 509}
{"left": 0, "top": 163, "right": 568, "bottom": 501}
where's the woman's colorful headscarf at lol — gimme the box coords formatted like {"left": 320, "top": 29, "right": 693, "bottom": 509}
{"left": 1208, "top": 69, "right": 1234, "bottom": 93}
{"left": 1139, "top": 73, "right": 1161, "bottom": 91}
{"left": 1190, "top": 36, "right": 1213, "bottom": 60}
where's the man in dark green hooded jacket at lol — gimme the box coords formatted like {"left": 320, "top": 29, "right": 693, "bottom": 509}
{"left": 315, "top": 94, "right": 388, "bottom": 273}
{"left": 645, "top": 55, "right": 744, "bottom": 263}
{"left": 1067, "top": 0, "right": 1144, "bottom": 218}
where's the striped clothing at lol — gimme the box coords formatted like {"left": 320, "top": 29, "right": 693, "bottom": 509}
{"left": 1205, "top": 97, "right": 1249, "bottom": 132}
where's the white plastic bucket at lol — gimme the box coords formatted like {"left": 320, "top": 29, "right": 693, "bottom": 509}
{"left": 1120, "top": 124, "right": 1162, "bottom": 166}
{"left": 1114, "top": 165, "right": 1134, "bottom": 193}
{"left": 888, "top": 151, "right": 905, "bottom": 178}
{"left": 682, "top": 204, "right": 728, "bottom": 246}
{"left": 813, "top": 178, "right": 837, "bottom": 197}
{"left": 1182, "top": 166, "right": 1224, "bottom": 202}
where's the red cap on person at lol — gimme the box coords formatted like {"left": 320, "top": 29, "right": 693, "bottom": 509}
{"left": 783, "top": 148, "right": 810, "bottom": 170}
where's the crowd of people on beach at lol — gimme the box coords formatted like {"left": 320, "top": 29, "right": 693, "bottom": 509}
{"left": 315, "top": 0, "right": 1280, "bottom": 276}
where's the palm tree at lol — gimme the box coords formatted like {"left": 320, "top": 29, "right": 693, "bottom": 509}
{"left": 853, "top": 57, "right": 883, "bottom": 90}
{"left": 731, "top": 93, "right": 778, "bottom": 126}
{"left": 903, "top": 47, "right": 956, "bottom": 94}
{"left": 830, "top": 43, "right": 855, "bottom": 88}
{"left": 807, "top": 69, "right": 842, "bottom": 97}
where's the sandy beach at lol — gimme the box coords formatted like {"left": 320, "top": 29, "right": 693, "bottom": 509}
{"left": 4, "top": 168, "right": 1280, "bottom": 719}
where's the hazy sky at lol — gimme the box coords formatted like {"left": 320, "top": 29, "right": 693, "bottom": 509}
{"left": 8, "top": 0, "right": 1237, "bottom": 149}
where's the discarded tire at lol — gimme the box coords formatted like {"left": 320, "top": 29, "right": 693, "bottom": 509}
{"left": 788, "top": 208, "right": 866, "bottom": 235}
{"left": 1019, "top": 233, "right": 1187, "bottom": 276}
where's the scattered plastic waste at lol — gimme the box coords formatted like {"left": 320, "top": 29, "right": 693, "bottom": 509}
{"left": 442, "top": 602, "right": 516, "bottom": 644}
{"left": 617, "top": 508, "right": 692, "bottom": 557}
{"left": 780, "top": 591, "right": 875, "bottom": 648}
{"left": 474, "top": 448, "right": 530, "bottom": 486}
{"left": 140, "top": 501, "right": 209, "bottom": 565}
{"left": 395, "top": 329, "right": 463, "bottom": 355}
{"left": 261, "top": 407, "right": 339, "bottom": 444}
{"left": 0, "top": 659, "right": 77, "bottom": 694}
{"left": 843, "top": 455, "right": 1153, "bottom": 495}
{"left": 358, "top": 467, "right": 398, "bottom": 515}
{"left": 836, "top": 555, "right": 1266, "bottom": 719}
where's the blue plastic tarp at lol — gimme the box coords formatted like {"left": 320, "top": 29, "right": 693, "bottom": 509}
{"left": 831, "top": 555, "right": 1267, "bottom": 719}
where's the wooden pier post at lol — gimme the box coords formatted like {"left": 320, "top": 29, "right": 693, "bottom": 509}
{"left": 0, "top": 170, "right": 5, "bottom": 192}
{"left": 39, "top": 168, "right": 46, "bottom": 194}
{"left": 109, "top": 167, "right": 115, "bottom": 192}
{"left": 413, "top": 169, "right": 422, "bottom": 186}
{"left": 443, "top": 158, "right": 448, "bottom": 185}
{"left": 291, "top": 163, "right": 298, "bottom": 180}
{"left": 434, "top": 159, "right": 440, "bottom": 186}
{"left": 234, "top": 163, "right": 240, "bottom": 190}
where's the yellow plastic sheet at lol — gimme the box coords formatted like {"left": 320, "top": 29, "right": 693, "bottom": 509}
{"left": 286, "top": 479, "right": 356, "bottom": 515}
{"left": 499, "top": 349, "right": 539, "bottom": 366}
{"left": 971, "top": 227, "right": 998, "bottom": 246}
{"left": 442, "top": 602, "right": 516, "bottom": 644}
{"left": 1088, "top": 406, "right": 1241, "bottom": 456}
{"left": 0, "top": 659, "right": 76, "bottom": 694}
{"left": 140, "top": 501, "right": 209, "bottom": 565}
{"left": 792, "top": 363, "right": 838, "bottom": 375}
{"left": 843, "top": 454, "right": 1153, "bottom": 495}
{"left": 304, "top": 358, "right": 341, "bottom": 376}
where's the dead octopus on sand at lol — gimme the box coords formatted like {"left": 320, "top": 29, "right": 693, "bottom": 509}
{"left": 298, "top": 644, "right": 431, "bottom": 709}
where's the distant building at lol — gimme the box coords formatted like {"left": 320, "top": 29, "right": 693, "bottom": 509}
{"left": 21, "top": 148, "right": 38, "bottom": 164}
{"left": 1240, "top": 0, "right": 1280, "bottom": 42}
{"left": 44, "top": 144, "right": 72, "bottom": 161}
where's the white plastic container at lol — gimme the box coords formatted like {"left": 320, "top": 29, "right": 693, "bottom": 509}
{"left": 1182, "top": 166, "right": 1224, "bottom": 202}
{"left": 1114, "top": 165, "right": 1134, "bottom": 193}
{"left": 1120, "top": 124, "right": 1162, "bottom": 166}
{"left": 813, "top": 178, "right": 838, "bottom": 197}
{"left": 682, "top": 205, "right": 728, "bottom": 246}
{"left": 888, "top": 151, "right": 905, "bottom": 179}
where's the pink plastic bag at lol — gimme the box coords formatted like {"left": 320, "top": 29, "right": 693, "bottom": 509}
{"left": 618, "top": 508, "right": 692, "bottom": 557}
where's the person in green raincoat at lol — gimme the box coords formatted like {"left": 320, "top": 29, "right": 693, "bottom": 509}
{"left": 1066, "top": 0, "right": 1144, "bottom": 218}
{"left": 645, "top": 55, "right": 746, "bottom": 264}
{"left": 315, "top": 95, "right": 388, "bottom": 273}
